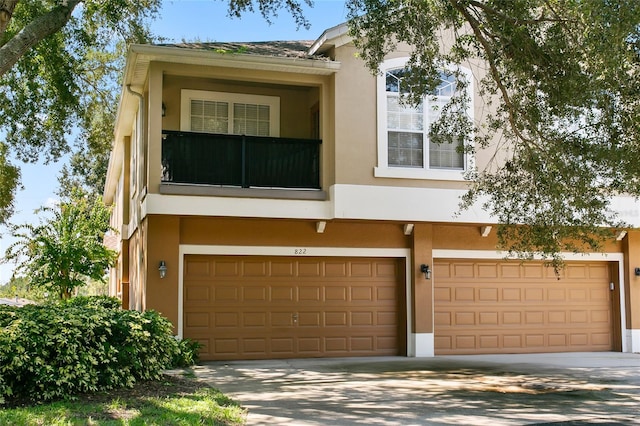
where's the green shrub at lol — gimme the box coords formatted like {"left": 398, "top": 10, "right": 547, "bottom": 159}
{"left": 64, "top": 295, "right": 122, "bottom": 310}
{"left": 172, "top": 338, "right": 202, "bottom": 367}
{"left": 0, "top": 296, "right": 197, "bottom": 405}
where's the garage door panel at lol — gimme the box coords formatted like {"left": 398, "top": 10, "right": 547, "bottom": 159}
{"left": 244, "top": 261, "right": 269, "bottom": 276}
{"left": 214, "top": 312, "right": 239, "bottom": 327}
{"left": 351, "top": 287, "right": 373, "bottom": 301}
{"left": 213, "top": 261, "right": 240, "bottom": 277}
{"left": 243, "top": 312, "right": 267, "bottom": 327}
{"left": 242, "top": 339, "right": 267, "bottom": 353}
{"left": 243, "top": 287, "right": 267, "bottom": 301}
{"left": 185, "top": 285, "right": 210, "bottom": 302}
{"left": 185, "top": 312, "right": 209, "bottom": 328}
{"left": 351, "top": 262, "right": 373, "bottom": 277}
{"left": 299, "top": 338, "right": 321, "bottom": 352}
{"left": 326, "top": 287, "right": 347, "bottom": 301}
{"left": 435, "top": 259, "right": 614, "bottom": 355}
{"left": 185, "top": 256, "right": 405, "bottom": 360}
{"left": 270, "top": 286, "right": 295, "bottom": 301}
{"left": 299, "top": 287, "right": 321, "bottom": 301}
{"left": 298, "top": 312, "right": 321, "bottom": 326}
{"left": 185, "top": 260, "right": 211, "bottom": 277}
{"left": 271, "top": 338, "right": 295, "bottom": 354}
{"left": 503, "top": 335, "right": 522, "bottom": 348}
{"left": 298, "top": 261, "right": 321, "bottom": 276}
{"left": 325, "top": 262, "right": 347, "bottom": 277}
{"left": 214, "top": 286, "right": 238, "bottom": 301}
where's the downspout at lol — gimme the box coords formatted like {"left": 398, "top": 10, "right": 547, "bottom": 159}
{"left": 126, "top": 84, "right": 144, "bottom": 310}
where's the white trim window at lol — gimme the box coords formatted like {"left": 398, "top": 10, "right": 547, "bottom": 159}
{"left": 375, "top": 57, "right": 473, "bottom": 181}
{"left": 180, "top": 90, "right": 280, "bottom": 137}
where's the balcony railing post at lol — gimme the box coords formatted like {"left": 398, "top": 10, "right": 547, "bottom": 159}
{"left": 241, "top": 135, "right": 247, "bottom": 188}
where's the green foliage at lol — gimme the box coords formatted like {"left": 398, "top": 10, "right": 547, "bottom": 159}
{"left": 172, "top": 338, "right": 202, "bottom": 368}
{"left": 0, "top": 297, "right": 198, "bottom": 405}
{"left": 0, "top": 1, "right": 161, "bottom": 207}
{"left": 348, "top": 0, "right": 640, "bottom": 267}
{"left": 64, "top": 295, "right": 122, "bottom": 310}
{"left": 0, "top": 275, "right": 46, "bottom": 302}
{"left": 3, "top": 188, "right": 116, "bottom": 300}
{"left": 0, "top": 0, "right": 313, "bottom": 214}
{"left": 0, "top": 142, "right": 19, "bottom": 224}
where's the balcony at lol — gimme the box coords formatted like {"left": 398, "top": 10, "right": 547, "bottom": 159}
{"left": 160, "top": 130, "right": 323, "bottom": 199}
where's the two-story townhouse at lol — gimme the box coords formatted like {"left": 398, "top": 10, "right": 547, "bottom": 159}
{"left": 104, "top": 22, "right": 640, "bottom": 361}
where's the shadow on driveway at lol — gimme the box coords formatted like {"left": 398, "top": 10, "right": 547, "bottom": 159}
{"left": 186, "top": 353, "right": 640, "bottom": 425}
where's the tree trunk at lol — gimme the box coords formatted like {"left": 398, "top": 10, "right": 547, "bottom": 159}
{"left": 0, "top": 0, "right": 18, "bottom": 41}
{"left": 0, "top": 0, "right": 83, "bottom": 77}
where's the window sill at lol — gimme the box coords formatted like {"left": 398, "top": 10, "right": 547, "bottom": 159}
{"left": 374, "top": 167, "right": 467, "bottom": 181}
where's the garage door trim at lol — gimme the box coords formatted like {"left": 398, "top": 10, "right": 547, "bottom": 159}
{"left": 177, "top": 244, "right": 413, "bottom": 352}
{"left": 433, "top": 249, "right": 626, "bottom": 352}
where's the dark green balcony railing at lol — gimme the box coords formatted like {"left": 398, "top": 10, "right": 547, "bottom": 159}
{"left": 161, "top": 130, "right": 321, "bottom": 189}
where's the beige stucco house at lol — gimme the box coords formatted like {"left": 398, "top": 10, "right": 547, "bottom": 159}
{"left": 104, "top": 22, "right": 640, "bottom": 361}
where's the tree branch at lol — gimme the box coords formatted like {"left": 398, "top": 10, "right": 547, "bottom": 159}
{"left": 467, "top": 0, "right": 578, "bottom": 26}
{"left": 0, "top": 0, "right": 82, "bottom": 78}
{"left": 449, "top": 0, "right": 541, "bottom": 151}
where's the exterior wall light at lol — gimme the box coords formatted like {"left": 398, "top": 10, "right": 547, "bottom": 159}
{"left": 420, "top": 264, "right": 431, "bottom": 280}
{"left": 159, "top": 260, "right": 168, "bottom": 279}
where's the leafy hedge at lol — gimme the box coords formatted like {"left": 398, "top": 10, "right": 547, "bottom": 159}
{"left": 0, "top": 296, "right": 199, "bottom": 404}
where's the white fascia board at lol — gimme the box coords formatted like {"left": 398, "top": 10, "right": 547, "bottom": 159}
{"left": 308, "top": 22, "right": 351, "bottom": 55}
{"left": 130, "top": 44, "right": 341, "bottom": 76}
{"left": 141, "top": 184, "right": 640, "bottom": 226}
{"left": 331, "top": 184, "right": 640, "bottom": 226}
{"left": 331, "top": 184, "right": 495, "bottom": 223}
{"left": 143, "top": 193, "right": 332, "bottom": 220}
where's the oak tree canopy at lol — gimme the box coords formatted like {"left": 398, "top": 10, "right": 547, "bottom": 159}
{"left": 348, "top": 0, "right": 640, "bottom": 266}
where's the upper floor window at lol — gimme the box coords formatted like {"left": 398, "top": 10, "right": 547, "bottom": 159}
{"left": 180, "top": 90, "right": 280, "bottom": 136}
{"left": 375, "top": 57, "right": 473, "bottom": 180}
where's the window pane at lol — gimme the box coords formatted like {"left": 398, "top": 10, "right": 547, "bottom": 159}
{"left": 234, "top": 103, "right": 270, "bottom": 136}
{"left": 435, "top": 73, "right": 456, "bottom": 96}
{"left": 191, "top": 116, "right": 203, "bottom": 132}
{"left": 388, "top": 132, "right": 423, "bottom": 167}
{"left": 191, "top": 100, "right": 228, "bottom": 133}
{"left": 386, "top": 68, "right": 411, "bottom": 94}
{"left": 388, "top": 95, "right": 423, "bottom": 132}
{"left": 429, "top": 138, "right": 464, "bottom": 169}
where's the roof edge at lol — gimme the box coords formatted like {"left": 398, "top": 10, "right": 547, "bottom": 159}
{"left": 308, "top": 22, "right": 351, "bottom": 55}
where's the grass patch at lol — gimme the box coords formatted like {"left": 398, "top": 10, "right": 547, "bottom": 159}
{"left": 0, "top": 375, "right": 245, "bottom": 425}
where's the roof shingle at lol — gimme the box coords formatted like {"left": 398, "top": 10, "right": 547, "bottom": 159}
{"left": 156, "top": 40, "right": 325, "bottom": 60}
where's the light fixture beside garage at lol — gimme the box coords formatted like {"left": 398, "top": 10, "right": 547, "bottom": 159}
{"left": 158, "top": 260, "right": 168, "bottom": 279}
{"left": 420, "top": 264, "right": 431, "bottom": 280}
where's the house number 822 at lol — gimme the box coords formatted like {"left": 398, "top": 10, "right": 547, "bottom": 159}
{"left": 294, "top": 249, "right": 307, "bottom": 255}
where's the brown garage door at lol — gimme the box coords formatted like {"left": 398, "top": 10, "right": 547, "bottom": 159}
{"left": 434, "top": 259, "right": 617, "bottom": 354}
{"left": 184, "top": 255, "right": 406, "bottom": 360}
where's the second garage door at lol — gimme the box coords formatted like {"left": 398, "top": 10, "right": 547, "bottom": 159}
{"left": 434, "top": 259, "right": 618, "bottom": 354}
{"left": 184, "top": 255, "right": 406, "bottom": 360}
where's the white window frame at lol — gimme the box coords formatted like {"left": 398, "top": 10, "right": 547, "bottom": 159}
{"left": 180, "top": 89, "right": 280, "bottom": 137}
{"left": 374, "top": 57, "right": 474, "bottom": 181}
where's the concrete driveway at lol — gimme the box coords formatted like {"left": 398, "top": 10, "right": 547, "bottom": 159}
{"left": 189, "top": 352, "right": 640, "bottom": 425}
